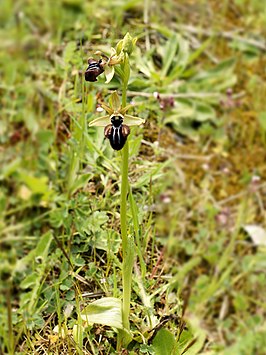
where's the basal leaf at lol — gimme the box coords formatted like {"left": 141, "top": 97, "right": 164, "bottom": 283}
{"left": 162, "top": 34, "right": 179, "bottom": 77}
{"left": 258, "top": 111, "right": 266, "bottom": 131}
{"left": 152, "top": 328, "right": 179, "bottom": 355}
{"left": 20, "top": 272, "right": 40, "bottom": 289}
{"left": 81, "top": 297, "right": 123, "bottom": 329}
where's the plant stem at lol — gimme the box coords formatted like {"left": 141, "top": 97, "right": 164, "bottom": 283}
{"left": 118, "top": 55, "right": 134, "bottom": 347}
{"left": 119, "top": 142, "right": 134, "bottom": 347}
{"left": 122, "top": 82, "right": 127, "bottom": 108}
{"left": 121, "top": 140, "right": 130, "bottom": 332}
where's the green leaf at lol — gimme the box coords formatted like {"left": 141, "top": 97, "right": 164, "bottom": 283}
{"left": 18, "top": 171, "right": 53, "bottom": 200}
{"left": 14, "top": 231, "right": 53, "bottom": 275}
{"left": 69, "top": 173, "right": 93, "bottom": 195}
{"left": 63, "top": 41, "right": 76, "bottom": 66}
{"left": 87, "top": 211, "right": 109, "bottom": 231}
{"left": 164, "top": 99, "right": 216, "bottom": 139}
{"left": 115, "top": 65, "right": 125, "bottom": 80}
{"left": 209, "top": 57, "right": 236, "bottom": 73}
{"left": 20, "top": 272, "right": 39, "bottom": 289}
{"left": 258, "top": 111, "right": 266, "bottom": 132}
{"left": 91, "top": 230, "right": 120, "bottom": 253}
{"left": 194, "top": 102, "right": 216, "bottom": 122}
{"left": 180, "top": 317, "right": 206, "bottom": 355}
{"left": 191, "top": 58, "right": 237, "bottom": 92}
{"left": 135, "top": 50, "right": 153, "bottom": 78}
{"left": 0, "top": 158, "right": 21, "bottom": 180}
{"left": 60, "top": 278, "right": 73, "bottom": 291}
{"left": 170, "top": 35, "right": 190, "bottom": 77}
{"left": 152, "top": 328, "right": 179, "bottom": 355}
{"left": 229, "top": 39, "right": 260, "bottom": 55}
{"left": 187, "top": 38, "right": 212, "bottom": 65}
{"left": 34, "top": 230, "right": 53, "bottom": 261}
{"left": 121, "top": 53, "right": 131, "bottom": 85}
{"left": 81, "top": 297, "right": 123, "bottom": 329}
{"left": 162, "top": 34, "right": 179, "bottom": 77}
{"left": 73, "top": 323, "right": 84, "bottom": 354}
{"left": 36, "top": 130, "right": 54, "bottom": 151}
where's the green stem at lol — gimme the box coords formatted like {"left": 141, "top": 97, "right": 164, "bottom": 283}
{"left": 122, "top": 82, "right": 127, "bottom": 108}
{"left": 118, "top": 54, "right": 134, "bottom": 348}
{"left": 121, "top": 140, "right": 130, "bottom": 331}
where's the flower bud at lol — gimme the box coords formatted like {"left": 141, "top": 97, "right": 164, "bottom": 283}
{"left": 116, "top": 40, "right": 123, "bottom": 55}
{"left": 122, "top": 33, "right": 134, "bottom": 55}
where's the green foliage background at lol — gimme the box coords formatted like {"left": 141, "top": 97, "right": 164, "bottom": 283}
{"left": 0, "top": 0, "right": 266, "bottom": 354}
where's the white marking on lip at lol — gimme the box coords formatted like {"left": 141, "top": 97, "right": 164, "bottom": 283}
{"left": 112, "top": 127, "right": 116, "bottom": 144}
{"left": 117, "top": 127, "right": 121, "bottom": 145}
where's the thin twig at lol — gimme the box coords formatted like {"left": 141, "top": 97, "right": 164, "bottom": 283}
{"left": 127, "top": 91, "right": 222, "bottom": 99}
{"left": 218, "top": 182, "right": 266, "bottom": 206}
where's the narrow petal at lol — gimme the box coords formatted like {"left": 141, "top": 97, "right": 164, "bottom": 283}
{"left": 120, "top": 104, "right": 133, "bottom": 115}
{"left": 124, "top": 114, "right": 145, "bottom": 126}
{"left": 101, "top": 103, "right": 113, "bottom": 115}
{"left": 89, "top": 115, "right": 110, "bottom": 127}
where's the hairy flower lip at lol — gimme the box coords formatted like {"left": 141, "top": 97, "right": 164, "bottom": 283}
{"left": 85, "top": 58, "right": 104, "bottom": 82}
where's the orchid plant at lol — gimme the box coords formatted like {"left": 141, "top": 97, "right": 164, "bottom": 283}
{"left": 78, "top": 33, "right": 144, "bottom": 350}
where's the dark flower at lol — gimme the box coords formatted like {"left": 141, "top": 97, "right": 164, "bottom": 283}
{"left": 85, "top": 58, "right": 104, "bottom": 82}
{"left": 104, "top": 115, "right": 130, "bottom": 151}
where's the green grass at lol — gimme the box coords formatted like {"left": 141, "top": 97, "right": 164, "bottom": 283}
{"left": 1, "top": 0, "right": 266, "bottom": 354}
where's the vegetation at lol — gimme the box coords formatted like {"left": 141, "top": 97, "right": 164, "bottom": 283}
{"left": 0, "top": 0, "right": 266, "bottom": 354}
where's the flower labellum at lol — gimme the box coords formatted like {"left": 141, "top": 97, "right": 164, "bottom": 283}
{"left": 104, "top": 114, "right": 130, "bottom": 151}
{"left": 85, "top": 58, "right": 104, "bottom": 82}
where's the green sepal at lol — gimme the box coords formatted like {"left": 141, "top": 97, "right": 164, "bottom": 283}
{"left": 124, "top": 114, "right": 145, "bottom": 126}
{"left": 105, "top": 65, "right": 115, "bottom": 84}
{"left": 89, "top": 115, "right": 110, "bottom": 127}
{"left": 110, "top": 91, "right": 121, "bottom": 111}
